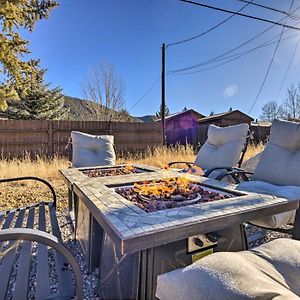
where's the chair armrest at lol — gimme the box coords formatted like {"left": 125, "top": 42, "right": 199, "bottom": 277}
{"left": 215, "top": 170, "right": 253, "bottom": 183}
{"left": 204, "top": 167, "right": 240, "bottom": 178}
{"left": 0, "top": 177, "right": 57, "bottom": 207}
{"left": 0, "top": 228, "right": 83, "bottom": 299}
{"left": 168, "top": 161, "right": 195, "bottom": 168}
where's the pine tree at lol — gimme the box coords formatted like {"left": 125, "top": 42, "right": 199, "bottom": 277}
{"left": 0, "top": 0, "right": 58, "bottom": 110}
{"left": 2, "top": 69, "right": 67, "bottom": 120}
{"left": 155, "top": 104, "right": 170, "bottom": 119}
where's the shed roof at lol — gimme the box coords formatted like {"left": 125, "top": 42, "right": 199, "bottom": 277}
{"left": 156, "top": 109, "right": 205, "bottom": 122}
{"left": 197, "top": 110, "right": 254, "bottom": 123}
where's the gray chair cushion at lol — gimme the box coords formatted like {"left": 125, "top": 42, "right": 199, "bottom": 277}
{"left": 252, "top": 119, "right": 300, "bottom": 186}
{"left": 251, "top": 238, "right": 300, "bottom": 296}
{"left": 71, "top": 131, "right": 116, "bottom": 168}
{"left": 156, "top": 238, "right": 300, "bottom": 300}
{"left": 236, "top": 181, "right": 300, "bottom": 228}
{"left": 195, "top": 124, "right": 249, "bottom": 171}
{"left": 242, "top": 152, "right": 262, "bottom": 173}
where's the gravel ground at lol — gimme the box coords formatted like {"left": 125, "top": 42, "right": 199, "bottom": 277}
{"left": 246, "top": 223, "right": 291, "bottom": 248}
{"left": 57, "top": 210, "right": 99, "bottom": 300}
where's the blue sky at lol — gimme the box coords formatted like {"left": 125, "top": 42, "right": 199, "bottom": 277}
{"left": 22, "top": 0, "right": 300, "bottom": 119}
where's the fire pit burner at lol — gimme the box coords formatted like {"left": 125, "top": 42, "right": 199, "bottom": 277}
{"left": 82, "top": 165, "right": 144, "bottom": 178}
{"left": 138, "top": 193, "right": 202, "bottom": 206}
{"left": 115, "top": 177, "right": 232, "bottom": 212}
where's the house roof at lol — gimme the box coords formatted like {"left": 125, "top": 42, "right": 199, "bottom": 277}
{"left": 251, "top": 121, "right": 271, "bottom": 127}
{"left": 156, "top": 109, "right": 205, "bottom": 122}
{"left": 197, "top": 110, "right": 254, "bottom": 123}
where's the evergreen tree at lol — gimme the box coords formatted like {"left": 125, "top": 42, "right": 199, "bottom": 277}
{"left": 0, "top": 0, "right": 58, "bottom": 110}
{"left": 155, "top": 104, "right": 170, "bottom": 119}
{"left": 2, "top": 69, "right": 67, "bottom": 120}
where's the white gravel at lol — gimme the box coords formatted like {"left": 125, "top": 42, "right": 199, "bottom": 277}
{"left": 246, "top": 223, "right": 291, "bottom": 249}
{"left": 57, "top": 210, "right": 99, "bottom": 300}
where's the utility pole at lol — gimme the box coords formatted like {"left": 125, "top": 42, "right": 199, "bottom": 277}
{"left": 161, "top": 43, "right": 166, "bottom": 145}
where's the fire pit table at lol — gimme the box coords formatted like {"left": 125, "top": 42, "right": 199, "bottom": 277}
{"left": 60, "top": 164, "right": 162, "bottom": 226}
{"left": 60, "top": 165, "right": 299, "bottom": 300}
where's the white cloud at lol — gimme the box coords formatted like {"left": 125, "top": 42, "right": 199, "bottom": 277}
{"left": 223, "top": 84, "right": 239, "bottom": 98}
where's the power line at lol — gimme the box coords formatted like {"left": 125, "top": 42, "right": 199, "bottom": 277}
{"left": 236, "top": 0, "right": 300, "bottom": 20}
{"left": 195, "top": 32, "right": 297, "bottom": 68}
{"left": 128, "top": 77, "right": 161, "bottom": 112}
{"left": 167, "top": 0, "right": 254, "bottom": 47}
{"left": 247, "top": 0, "right": 295, "bottom": 114}
{"left": 167, "top": 33, "right": 298, "bottom": 76}
{"left": 180, "top": 0, "right": 300, "bottom": 31}
{"left": 168, "top": 30, "right": 298, "bottom": 74}
{"left": 275, "top": 37, "right": 300, "bottom": 101}
{"left": 247, "top": 31, "right": 284, "bottom": 114}
{"left": 168, "top": 5, "right": 300, "bottom": 74}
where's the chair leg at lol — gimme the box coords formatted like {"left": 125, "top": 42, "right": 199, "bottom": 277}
{"left": 292, "top": 207, "right": 300, "bottom": 240}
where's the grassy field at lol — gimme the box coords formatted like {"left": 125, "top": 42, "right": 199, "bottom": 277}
{"left": 0, "top": 144, "right": 264, "bottom": 211}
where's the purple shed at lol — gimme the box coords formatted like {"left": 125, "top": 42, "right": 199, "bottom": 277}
{"left": 156, "top": 109, "right": 205, "bottom": 145}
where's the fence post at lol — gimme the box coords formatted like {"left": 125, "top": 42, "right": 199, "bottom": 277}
{"left": 48, "top": 121, "right": 53, "bottom": 156}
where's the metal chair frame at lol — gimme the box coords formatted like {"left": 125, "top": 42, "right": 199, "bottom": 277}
{"left": 0, "top": 176, "right": 83, "bottom": 299}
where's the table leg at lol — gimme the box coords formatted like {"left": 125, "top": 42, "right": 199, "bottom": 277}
{"left": 292, "top": 205, "right": 300, "bottom": 240}
{"left": 98, "top": 233, "right": 140, "bottom": 300}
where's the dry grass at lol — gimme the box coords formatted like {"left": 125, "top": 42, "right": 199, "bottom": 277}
{"left": 243, "top": 142, "right": 265, "bottom": 163}
{"left": 0, "top": 155, "right": 69, "bottom": 211}
{"left": 0, "top": 155, "right": 69, "bottom": 180}
{"left": 117, "top": 145, "right": 196, "bottom": 167}
{"left": 0, "top": 144, "right": 264, "bottom": 211}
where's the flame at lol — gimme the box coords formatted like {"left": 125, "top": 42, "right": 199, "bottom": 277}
{"left": 133, "top": 177, "right": 195, "bottom": 198}
{"left": 123, "top": 164, "right": 134, "bottom": 173}
{"left": 160, "top": 163, "right": 170, "bottom": 170}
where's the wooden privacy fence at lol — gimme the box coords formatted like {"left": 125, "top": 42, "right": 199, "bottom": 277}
{"left": 166, "top": 127, "right": 199, "bottom": 146}
{"left": 0, "top": 120, "right": 162, "bottom": 158}
{"left": 166, "top": 124, "right": 270, "bottom": 146}
{"left": 250, "top": 125, "right": 270, "bottom": 143}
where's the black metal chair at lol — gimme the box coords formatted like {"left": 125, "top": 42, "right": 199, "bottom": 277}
{"left": 215, "top": 119, "right": 300, "bottom": 242}
{"left": 0, "top": 177, "right": 83, "bottom": 300}
{"left": 215, "top": 169, "right": 300, "bottom": 240}
{"left": 168, "top": 128, "right": 251, "bottom": 178}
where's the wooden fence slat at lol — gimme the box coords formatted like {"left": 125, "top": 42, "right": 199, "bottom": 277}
{"left": 166, "top": 124, "right": 270, "bottom": 147}
{"left": 0, "top": 120, "right": 162, "bottom": 158}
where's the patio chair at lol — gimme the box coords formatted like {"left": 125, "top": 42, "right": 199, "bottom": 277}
{"left": 216, "top": 119, "right": 300, "bottom": 238}
{"left": 71, "top": 131, "right": 116, "bottom": 168}
{"left": 168, "top": 123, "right": 250, "bottom": 178}
{"left": 0, "top": 177, "right": 83, "bottom": 299}
{"left": 156, "top": 238, "right": 300, "bottom": 300}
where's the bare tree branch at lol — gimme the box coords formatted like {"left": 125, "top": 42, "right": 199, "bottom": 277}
{"left": 81, "top": 63, "right": 128, "bottom": 121}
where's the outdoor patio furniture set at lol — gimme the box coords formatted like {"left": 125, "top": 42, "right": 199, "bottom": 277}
{"left": 0, "top": 119, "right": 299, "bottom": 299}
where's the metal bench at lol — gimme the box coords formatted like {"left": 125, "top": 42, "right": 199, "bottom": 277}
{"left": 0, "top": 177, "right": 83, "bottom": 299}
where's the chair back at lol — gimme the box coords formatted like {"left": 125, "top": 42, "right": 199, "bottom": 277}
{"left": 71, "top": 131, "right": 116, "bottom": 168}
{"left": 252, "top": 119, "right": 300, "bottom": 186}
{"left": 195, "top": 123, "right": 249, "bottom": 170}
